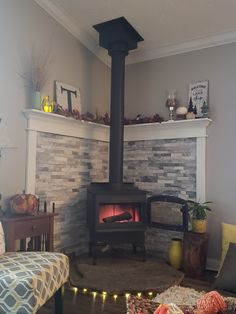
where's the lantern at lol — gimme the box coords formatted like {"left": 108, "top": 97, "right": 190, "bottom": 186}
{"left": 42, "top": 96, "right": 54, "bottom": 113}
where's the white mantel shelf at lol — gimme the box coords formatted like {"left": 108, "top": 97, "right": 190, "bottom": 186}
{"left": 23, "top": 109, "right": 211, "bottom": 142}
{"left": 125, "top": 118, "right": 211, "bottom": 141}
{"left": 23, "top": 109, "right": 109, "bottom": 142}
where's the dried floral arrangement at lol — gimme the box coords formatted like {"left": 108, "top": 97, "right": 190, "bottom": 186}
{"left": 20, "top": 46, "right": 51, "bottom": 92}
{"left": 52, "top": 103, "right": 164, "bottom": 125}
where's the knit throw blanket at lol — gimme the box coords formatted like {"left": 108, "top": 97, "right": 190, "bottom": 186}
{"left": 127, "top": 286, "right": 236, "bottom": 314}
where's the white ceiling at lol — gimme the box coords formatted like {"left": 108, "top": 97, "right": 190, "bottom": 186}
{"left": 35, "top": 0, "right": 236, "bottom": 65}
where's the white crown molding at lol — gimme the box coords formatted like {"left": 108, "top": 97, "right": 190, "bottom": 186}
{"left": 33, "top": 0, "right": 110, "bottom": 66}
{"left": 34, "top": 0, "right": 236, "bottom": 65}
{"left": 127, "top": 30, "right": 236, "bottom": 64}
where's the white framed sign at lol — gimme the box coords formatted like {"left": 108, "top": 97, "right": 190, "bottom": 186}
{"left": 55, "top": 81, "right": 81, "bottom": 113}
{"left": 189, "top": 80, "right": 208, "bottom": 118}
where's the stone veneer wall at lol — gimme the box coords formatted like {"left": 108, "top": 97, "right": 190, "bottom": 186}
{"left": 36, "top": 133, "right": 196, "bottom": 257}
{"left": 123, "top": 138, "right": 196, "bottom": 258}
{"left": 36, "top": 132, "right": 108, "bottom": 252}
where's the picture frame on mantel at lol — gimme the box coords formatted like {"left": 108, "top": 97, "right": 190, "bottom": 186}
{"left": 55, "top": 81, "right": 82, "bottom": 114}
{"left": 189, "top": 80, "right": 208, "bottom": 118}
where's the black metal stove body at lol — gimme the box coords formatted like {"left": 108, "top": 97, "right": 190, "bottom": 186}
{"left": 87, "top": 183, "right": 147, "bottom": 263}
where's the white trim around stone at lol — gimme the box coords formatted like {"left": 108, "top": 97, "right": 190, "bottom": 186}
{"left": 23, "top": 110, "right": 211, "bottom": 198}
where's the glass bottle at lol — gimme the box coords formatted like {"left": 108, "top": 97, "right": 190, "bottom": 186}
{"left": 166, "top": 91, "right": 177, "bottom": 121}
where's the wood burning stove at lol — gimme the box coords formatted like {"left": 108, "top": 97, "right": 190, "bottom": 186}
{"left": 87, "top": 17, "right": 146, "bottom": 264}
{"left": 87, "top": 183, "right": 147, "bottom": 264}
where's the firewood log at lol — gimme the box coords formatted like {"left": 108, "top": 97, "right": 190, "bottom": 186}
{"left": 103, "top": 211, "right": 132, "bottom": 223}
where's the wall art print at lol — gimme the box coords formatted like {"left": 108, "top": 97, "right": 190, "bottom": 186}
{"left": 189, "top": 80, "right": 208, "bottom": 118}
{"left": 55, "top": 81, "right": 81, "bottom": 113}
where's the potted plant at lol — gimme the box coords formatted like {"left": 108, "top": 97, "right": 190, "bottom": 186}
{"left": 187, "top": 200, "right": 212, "bottom": 233}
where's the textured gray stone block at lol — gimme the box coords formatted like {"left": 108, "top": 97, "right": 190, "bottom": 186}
{"left": 36, "top": 132, "right": 196, "bottom": 256}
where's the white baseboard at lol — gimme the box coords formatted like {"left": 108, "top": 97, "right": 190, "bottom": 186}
{"left": 206, "top": 257, "right": 220, "bottom": 271}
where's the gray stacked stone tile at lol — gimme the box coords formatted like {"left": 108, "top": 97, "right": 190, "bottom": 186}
{"left": 124, "top": 138, "right": 196, "bottom": 199}
{"left": 124, "top": 138, "right": 196, "bottom": 258}
{"left": 35, "top": 132, "right": 196, "bottom": 258}
{"left": 36, "top": 132, "right": 108, "bottom": 253}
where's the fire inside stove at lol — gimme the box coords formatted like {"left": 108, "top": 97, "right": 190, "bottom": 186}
{"left": 99, "top": 203, "right": 141, "bottom": 224}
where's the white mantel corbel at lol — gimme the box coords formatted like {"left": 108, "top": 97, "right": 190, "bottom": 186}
{"left": 23, "top": 109, "right": 211, "bottom": 201}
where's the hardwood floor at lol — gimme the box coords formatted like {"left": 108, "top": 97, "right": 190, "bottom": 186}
{"left": 38, "top": 284, "right": 127, "bottom": 314}
{"left": 38, "top": 270, "right": 235, "bottom": 314}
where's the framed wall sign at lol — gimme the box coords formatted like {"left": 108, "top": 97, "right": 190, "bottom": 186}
{"left": 189, "top": 80, "right": 208, "bottom": 118}
{"left": 55, "top": 81, "right": 81, "bottom": 113}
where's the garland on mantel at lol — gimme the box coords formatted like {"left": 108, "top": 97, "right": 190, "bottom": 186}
{"left": 53, "top": 103, "right": 164, "bottom": 125}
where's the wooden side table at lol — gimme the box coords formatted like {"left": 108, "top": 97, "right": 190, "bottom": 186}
{"left": 0, "top": 213, "right": 54, "bottom": 252}
{"left": 182, "top": 231, "right": 209, "bottom": 277}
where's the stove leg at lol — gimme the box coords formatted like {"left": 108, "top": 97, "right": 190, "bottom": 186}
{"left": 89, "top": 241, "right": 97, "bottom": 264}
{"left": 141, "top": 244, "right": 146, "bottom": 262}
{"left": 132, "top": 243, "right": 137, "bottom": 254}
{"left": 91, "top": 242, "right": 97, "bottom": 265}
{"left": 88, "top": 241, "right": 92, "bottom": 257}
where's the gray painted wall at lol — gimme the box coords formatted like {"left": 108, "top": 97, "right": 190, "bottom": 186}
{"left": 0, "top": 0, "right": 110, "bottom": 205}
{"left": 125, "top": 44, "right": 236, "bottom": 262}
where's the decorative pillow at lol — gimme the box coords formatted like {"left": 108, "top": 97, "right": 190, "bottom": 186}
{"left": 214, "top": 242, "right": 236, "bottom": 292}
{"left": 221, "top": 222, "right": 236, "bottom": 265}
{"left": 0, "top": 222, "right": 5, "bottom": 254}
{"left": 9, "top": 194, "right": 38, "bottom": 215}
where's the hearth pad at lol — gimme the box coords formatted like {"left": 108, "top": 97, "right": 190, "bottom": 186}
{"left": 69, "top": 252, "right": 184, "bottom": 294}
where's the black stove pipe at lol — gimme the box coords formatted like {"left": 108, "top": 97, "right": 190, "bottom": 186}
{"left": 93, "top": 17, "right": 143, "bottom": 189}
{"left": 108, "top": 42, "right": 128, "bottom": 187}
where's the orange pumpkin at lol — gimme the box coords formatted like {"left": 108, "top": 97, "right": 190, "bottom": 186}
{"left": 197, "top": 291, "right": 226, "bottom": 314}
{"left": 154, "top": 304, "right": 169, "bottom": 314}
{"left": 9, "top": 194, "right": 38, "bottom": 215}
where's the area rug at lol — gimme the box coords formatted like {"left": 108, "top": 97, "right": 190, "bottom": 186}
{"left": 127, "top": 286, "right": 236, "bottom": 314}
{"left": 69, "top": 253, "right": 184, "bottom": 294}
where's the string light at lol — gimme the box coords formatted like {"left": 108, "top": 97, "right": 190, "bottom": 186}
{"left": 125, "top": 293, "right": 130, "bottom": 299}
{"left": 102, "top": 291, "right": 107, "bottom": 301}
{"left": 69, "top": 287, "right": 156, "bottom": 300}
